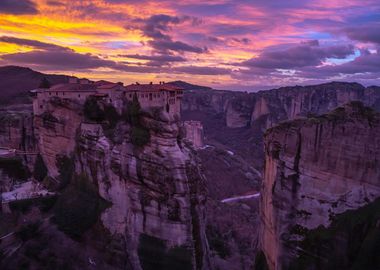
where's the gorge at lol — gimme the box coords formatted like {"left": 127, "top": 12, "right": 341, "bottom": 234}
{"left": 1, "top": 66, "right": 380, "bottom": 270}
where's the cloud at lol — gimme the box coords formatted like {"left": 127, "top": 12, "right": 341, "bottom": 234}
{"left": 148, "top": 39, "right": 206, "bottom": 53}
{"left": 122, "top": 54, "right": 186, "bottom": 62}
{"left": 0, "top": 0, "right": 38, "bottom": 15}
{"left": 345, "top": 23, "right": 380, "bottom": 44}
{"left": 172, "top": 65, "right": 231, "bottom": 75}
{"left": 46, "top": 1, "right": 65, "bottom": 6}
{"left": 299, "top": 49, "right": 380, "bottom": 78}
{"left": 1, "top": 50, "right": 116, "bottom": 70}
{"left": 129, "top": 14, "right": 207, "bottom": 54}
{"left": 0, "top": 48, "right": 229, "bottom": 75}
{"left": 0, "top": 36, "right": 70, "bottom": 51}
{"left": 241, "top": 41, "right": 355, "bottom": 69}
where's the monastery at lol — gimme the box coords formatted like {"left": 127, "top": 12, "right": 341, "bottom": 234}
{"left": 30, "top": 77, "right": 205, "bottom": 149}
{"left": 31, "top": 77, "right": 184, "bottom": 116}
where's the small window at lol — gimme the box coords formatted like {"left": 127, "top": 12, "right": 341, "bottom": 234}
{"left": 109, "top": 99, "right": 112, "bottom": 103}
{"left": 40, "top": 105, "right": 43, "bottom": 109}
{"left": 78, "top": 94, "right": 81, "bottom": 98}
{"left": 49, "top": 92, "right": 51, "bottom": 96}
{"left": 56, "top": 92, "right": 58, "bottom": 95}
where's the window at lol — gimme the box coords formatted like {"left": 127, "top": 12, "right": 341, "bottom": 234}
{"left": 78, "top": 94, "right": 81, "bottom": 98}
{"left": 49, "top": 92, "right": 51, "bottom": 96}
{"left": 109, "top": 99, "right": 112, "bottom": 103}
{"left": 40, "top": 105, "right": 43, "bottom": 109}
{"left": 56, "top": 92, "right": 58, "bottom": 95}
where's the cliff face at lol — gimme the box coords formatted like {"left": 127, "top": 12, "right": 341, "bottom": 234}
{"left": 183, "top": 82, "right": 380, "bottom": 131}
{"left": 0, "top": 107, "right": 37, "bottom": 170}
{"left": 259, "top": 102, "right": 380, "bottom": 270}
{"left": 35, "top": 97, "right": 211, "bottom": 270}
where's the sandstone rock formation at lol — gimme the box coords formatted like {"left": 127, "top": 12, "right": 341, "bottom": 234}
{"left": 258, "top": 102, "right": 380, "bottom": 270}
{"left": 34, "top": 97, "right": 211, "bottom": 270}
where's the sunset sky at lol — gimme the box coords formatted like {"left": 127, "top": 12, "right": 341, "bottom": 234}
{"left": 0, "top": 0, "right": 379, "bottom": 90}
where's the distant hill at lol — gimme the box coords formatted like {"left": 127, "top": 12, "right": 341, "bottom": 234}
{"left": 167, "top": 80, "right": 212, "bottom": 91}
{"left": 0, "top": 66, "right": 69, "bottom": 105}
{"left": 0, "top": 66, "right": 213, "bottom": 105}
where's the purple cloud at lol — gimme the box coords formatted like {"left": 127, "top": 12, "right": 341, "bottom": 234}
{"left": 122, "top": 54, "right": 186, "bottom": 62}
{"left": 129, "top": 14, "right": 207, "bottom": 54}
{"left": 300, "top": 49, "right": 380, "bottom": 78}
{"left": 242, "top": 41, "right": 355, "bottom": 69}
{"left": 0, "top": 36, "right": 69, "bottom": 51}
{"left": 345, "top": 23, "right": 380, "bottom": 44}
{"left": 0, "top": 0, "right": 38, "bottom": 15}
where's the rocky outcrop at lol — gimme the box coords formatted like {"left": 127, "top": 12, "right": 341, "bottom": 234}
{"left": 34, "top": 97, "right": 211, "bottom": 270}
{"left": 183, "top": 82, "right": 380, "bottom": 131}
{"left": 259, "top": 102, "right": 380, "bottom": 270}
{"left": 0, "top": 106, "right": 37, "bottom": 171}
{"left": 34, "top": 98, "right": 83, "bottom": 176}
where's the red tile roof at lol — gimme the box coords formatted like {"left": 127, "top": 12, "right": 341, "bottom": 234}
{"left": 49, "top": 83, "right": 97, "bottom": 91}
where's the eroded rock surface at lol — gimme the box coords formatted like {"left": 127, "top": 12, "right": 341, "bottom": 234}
{"left": 259, "top": 102, "right": 380, "bottom": 270}
{"left": 34, "top": 97, "right": 211, "bottom": 270}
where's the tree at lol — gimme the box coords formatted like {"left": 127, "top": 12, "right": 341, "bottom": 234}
{"left": 84, "top": 96, "right": 104, "bottom": 121}
{"left": 39, "top": 77, "right": 51, "bottom": 88}
{"left": 33, "top": 154, "right": 48, "bottom": 182}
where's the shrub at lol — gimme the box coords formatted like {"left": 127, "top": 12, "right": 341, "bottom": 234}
{"left": 137, "top": 234, "right": 192, "bottom": 270}
{"left": 206, "top": 225, "right": 230, "bottom": 259}
{"left": 0, "top": 157, "right": 30, "bottom": 180}
{"left": 16, "top": 222, "right": 41, "bottom": 242}
{"left": 33, "top": 154, "right": 48, "bottom": 182}
{"left": 254, "top": 250, "right": 269, "bottom": 270}
{"left": 9, "top": 196, "right": 57, "bottom": 213}
{"left": 131, "top": 126, "right": 150, "bottom": 147}
{"left": 52, "top": 174, "right": 110, "bottom": 239}
{"left": 56, "top": 155, "right": 74, "bottom": 190}
{"left": 84, "top": 96, "right": 104, "bottom": 121}
{"left": 103, "top": 104, "right": 120, "bottom": 129}
{"left": 123, "top": 94, "right": 151, "bottom": 147}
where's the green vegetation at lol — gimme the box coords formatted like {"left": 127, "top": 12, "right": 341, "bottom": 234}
{"left": 130, "top": 126, "right": 150, "bottom": 147}
{"left": 52, "top": 174, "right": 110, "bottom": 239}
{"left": 33, "top": 154, "right": 48, "bottom": 182}
{"left": 254, "top": 251, "right": 269, "bottom": 270}
{"left": 15, "top": 222, "right": 41, "bottom": 242}
{"left": 9, "top": 196, "right": 57, "bottom": 213}
{"left": 288, "top": 197, "right": 380, "bottom": 270}
{"left": 0, "top": 157, "right": 30, "bottom": 180}
{"left": 206, "top": 225, "right": 230, "bottom": 259}
{"left": 137, "top": 234, "right": 193, "bottom": 270}
{"left": 124, "top": 94, "right": 151, "bottom": 147}
{"left": 84, "top": 96, "right": 104, "bottom": 122}
{"left": 56, "top": 154, "right": 74, "bottom": 189}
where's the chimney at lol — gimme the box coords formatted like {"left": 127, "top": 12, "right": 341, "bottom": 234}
{"left": 150, "top": 82, "right": 153, "bottom": 85}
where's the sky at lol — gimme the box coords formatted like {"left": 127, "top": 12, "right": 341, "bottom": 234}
{"left": 0, "top": 0, "right": 379, "bottom": 90}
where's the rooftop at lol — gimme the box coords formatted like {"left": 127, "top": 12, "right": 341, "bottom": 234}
{"left": 50, "top": 83, "right": 97, "bottom": 92}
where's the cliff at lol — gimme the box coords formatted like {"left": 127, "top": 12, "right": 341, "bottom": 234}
{"left": 181, "top": 82, "right": 380, "bottom": 169}
{"left": 259, "top": 102, "right": 380, "bottom": 270}
{"left": 33, "top": 97, "right": 211, "bottom": 270}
